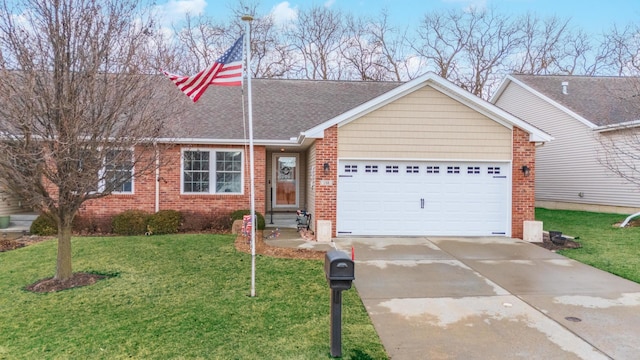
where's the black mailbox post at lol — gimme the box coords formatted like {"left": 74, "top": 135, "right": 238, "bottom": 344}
{"left": 324, "top": 250, "right": 355, "bottom": 358}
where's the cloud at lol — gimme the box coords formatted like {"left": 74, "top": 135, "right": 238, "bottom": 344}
{"left": 324, "top": 0, "right": 336, "bottom": 8}
{"left": 270, "top": 1, "right": 298, "bottom": 26}
{"left": 156, "top": 0, "right": 207, "bottom": 26}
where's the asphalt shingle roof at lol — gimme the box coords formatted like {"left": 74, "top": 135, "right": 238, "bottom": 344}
{"left": 512, "top": 74, "right": 640, "bottom": 127}
{"left": 169, "top": 78, "right": 403, "bottom": 141}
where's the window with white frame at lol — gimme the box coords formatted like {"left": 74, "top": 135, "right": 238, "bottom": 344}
{"left": 103, "top": 149, "right": 133, "bottom": 193}
{"left": 183, "top": 149, "right": 242, "bottom": 194}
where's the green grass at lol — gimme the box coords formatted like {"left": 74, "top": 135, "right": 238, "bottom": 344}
{"left": 0, "top": 234, "right": 386, "bottom": 359}
{"left": 536, "top": 208, "right": 640, "bottom": 283}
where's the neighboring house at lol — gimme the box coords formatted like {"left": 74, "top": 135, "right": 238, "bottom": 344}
{"left": 76, "top": 72, "right": 551, "bottom": 238}
{"left": 0, "top": 183, "right": 23, "bottom": 216}
{"left": 492, "top": 75, "right": 640, "bottom": 214}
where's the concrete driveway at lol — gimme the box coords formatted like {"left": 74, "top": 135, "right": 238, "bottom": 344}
{"left": 333, "top": 237, "right": 640, "bottom": 359}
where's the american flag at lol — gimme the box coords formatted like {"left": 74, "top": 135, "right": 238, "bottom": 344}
{"left": 163, "top": 35, "right": 244, "bottom": 102}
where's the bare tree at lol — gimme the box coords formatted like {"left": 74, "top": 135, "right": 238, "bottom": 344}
{"left": 0, "top": 0, "right": 181, "bottom": 281}
{"left": 228, "top": 1, "right": 295, "bottom": 78}
{"left": 340, "top": 11, "right": 412, "bottom": 81}
{"left": 172, "top": 14, "right": 231, "bottom": 75}
{"left": 556, "top": 28, "right": 600, "bottom": 75}
{"left": 414, "top": 9, "right": 470, "bottom": 80}
{"left": 286, "top": 5, "right": 346, "bottom": 80}
{"left": 598, "top": 24, "right": 640, "bottom": 76}
{"left": 368, "top": 11, "right": 415, "bottom": 81}
{"left": 459, "top": 8, "right": 524, "bottom": 97}
{"left": 416, "top": 7, "right": 526, "bottom": 98}
{"left": 510, "top": 13, "right": 571, "bottom": 75}
{"left": 341, "top": 14, "right": 383, "bottom": 80}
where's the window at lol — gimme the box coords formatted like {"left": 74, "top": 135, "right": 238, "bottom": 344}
{"left": 467, "top": 166, "right": 480, "bottom": 174}
{"left": 406, "top": 165, "right": 420, "bottom": 173}
{"left": 103, "top": 150, "right": 133, "bottom": 193}
{"left": 426, "top": 166, "right": 440, "bottom": 174}
{"left": 386, "top": 165, "right": 399, "bottom": 173}
{"left": 365, "top": 165, "right": 378, "bottom": 173}
{"left": 344, "top": 165, "right": 358, "bottom": 173}
{"left": 447, "top": 166, "right": 460, "bottom": 174}
{"left": 183, "top": 149, "right": 242, "bottom": 194}
{"left": 488, "top": 166, "right": 501, "bottom": 175}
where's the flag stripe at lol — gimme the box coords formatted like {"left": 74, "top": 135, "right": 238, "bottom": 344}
{"left": 163, "top": 36, "right": 244, "bottom": 102}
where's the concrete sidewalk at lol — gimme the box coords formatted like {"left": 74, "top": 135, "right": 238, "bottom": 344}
{"left": 333, "top": 237, "right": 640, "bottom": 359}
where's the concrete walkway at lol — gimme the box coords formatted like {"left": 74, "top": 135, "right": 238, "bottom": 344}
{"left": 331, "top": 237, "right": 640, "bottom": 359}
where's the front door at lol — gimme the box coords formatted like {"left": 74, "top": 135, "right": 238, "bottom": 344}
{"left": 273, "top": 154, "right": 298, "bottom": 208}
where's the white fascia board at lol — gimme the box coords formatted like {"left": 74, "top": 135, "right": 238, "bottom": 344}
{"left": 594, "top": 119, "right": 640, "bottom": 132}
{"left": 156, "top": 137, "right": 299, "bottom": 147}
{"left": 497, "top": 75, "right": 598, "bottom": 130}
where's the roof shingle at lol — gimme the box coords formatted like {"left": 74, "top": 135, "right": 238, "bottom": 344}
{"left": 512, "top": 75, "right": 640, "bottom": 127}
{"left": 168, "top": 78, "right": 403, "bottom": 141}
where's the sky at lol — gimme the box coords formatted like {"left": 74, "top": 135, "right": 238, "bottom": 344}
{"left": 157, "top": 0, "right": 640, "bottom": 35}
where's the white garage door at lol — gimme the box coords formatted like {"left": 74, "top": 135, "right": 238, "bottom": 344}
{"left": 337, "top": 160, "right": 511, "bottom": 236}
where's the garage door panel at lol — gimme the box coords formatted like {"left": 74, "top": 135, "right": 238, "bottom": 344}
{"left": 337, "top": 160, "right": 510, "bottom": 236}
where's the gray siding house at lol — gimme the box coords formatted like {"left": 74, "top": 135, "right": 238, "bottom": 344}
{"left": 492, "top": 75, "right": 640, "bottom": 214}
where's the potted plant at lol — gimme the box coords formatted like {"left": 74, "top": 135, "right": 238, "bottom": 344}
{"left": 0, "top": 214, "right": 9, "bottom": 229}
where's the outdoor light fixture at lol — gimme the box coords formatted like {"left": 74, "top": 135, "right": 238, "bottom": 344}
{"left": 323, "top": 162, "right": 331, "bottom": 174}
{"left": 521, "top": 165, "right": 531, "bottom": 177}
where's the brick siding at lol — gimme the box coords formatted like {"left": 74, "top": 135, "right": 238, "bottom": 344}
{"left": 82, "top": 144, "right": 266, "bottom": 217}
{"left": 313, "top": 125, "right": 338, "bottom": 237}
{"left": 511, "top": 127, "right": 536, "bottom": 239}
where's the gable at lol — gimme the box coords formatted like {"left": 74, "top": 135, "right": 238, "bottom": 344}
{"left": 338, "top": 85, "right": 512, "bottom": 160}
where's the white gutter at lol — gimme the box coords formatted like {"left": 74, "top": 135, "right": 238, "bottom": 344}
{"left": 154, "top": 137, "right": 300, "bottom": 146}
{"left": 593, "top": 119, "right": 640, "bottom": 133}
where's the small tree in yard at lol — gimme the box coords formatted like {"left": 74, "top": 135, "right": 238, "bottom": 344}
{"left": 0, "top": 0, "right": 181, "bottom": 281}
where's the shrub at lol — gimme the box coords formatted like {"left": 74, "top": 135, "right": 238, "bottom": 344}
{"left": 230, "top": 209, "right": 265, "bottom": 230}
{"left": 73, "top": 213, "right": 113, "bottom": 235}
{"left": 180, "top": 210, "right": 213, "bottom": 232}
{"left": 147, "top": 210, "right": 182, "bottom": 235}
{"left": 180, "top": 210, "right": 235, "bottom": 233}
{"left": 210, "top": 211, "right": 234, "bottom": 232}
{"left": 30, "top": 214, "right": 57, "bottom": 236}
{"left": 112, "top": 210, "right": 150, "bottom": 236}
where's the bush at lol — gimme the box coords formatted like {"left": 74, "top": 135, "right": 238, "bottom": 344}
{"left": 73, "top": 213, "right": 113, "bottom": 235}
{"left": 112, "top": 210, "right": 150, "bottom": 236}
{"left": 30, "top": 214, "right": 57, "bottom": 236}
{"left": 179, "top": 210, "right": 235, "bottom": 233}
{"left": 147, "top": 210, "right": 182, "bottom": 235}
{"left": 230, "top": 210, "right": 265, "bottom": 230}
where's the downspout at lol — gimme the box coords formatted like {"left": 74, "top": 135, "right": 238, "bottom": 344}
{"left": 154, "top": 142, "right": 160, "bottom": 213}
{"left": 620, "top": 212, "right": 640, "bottom": 228}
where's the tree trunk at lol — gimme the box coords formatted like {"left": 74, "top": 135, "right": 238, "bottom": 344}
{"left": 55, "top": 225, "right": 73, "bottom": 280}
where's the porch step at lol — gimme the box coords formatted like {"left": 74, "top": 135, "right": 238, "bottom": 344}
{"left": 0, "top": 213, "right": 38, "bottom": 234}
{"left": 265, "top": 212, "right": 299, "bottom": 229}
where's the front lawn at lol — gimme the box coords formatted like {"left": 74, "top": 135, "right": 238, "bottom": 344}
{"left": 536, "top": 208, "right": 640, "bottom": 283}
{"left": 0, "top": 234, "right": 386, "bottom": 359}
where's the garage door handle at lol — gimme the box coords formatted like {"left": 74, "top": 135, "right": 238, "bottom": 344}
{"left": 420, "top": 198, "right": 425, "bottom": 209}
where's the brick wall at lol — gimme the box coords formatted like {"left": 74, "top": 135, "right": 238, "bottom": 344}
{"left": 511, "top": 127, "right": 536, "bottom": 239}
{"left": 82, "top": 144, "right": 266, "bottom": 217}
{"left": 313, "top": 125, "right": 338, "bottom": 237}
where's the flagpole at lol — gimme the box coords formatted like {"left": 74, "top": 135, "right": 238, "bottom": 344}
{"left": 241, "top": 15, "right": 256, "bottom": 298}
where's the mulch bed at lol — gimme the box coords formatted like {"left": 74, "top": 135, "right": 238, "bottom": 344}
{"left": 234, "top": 231, "right": 325, "bottom": 260}
{"left": 534, "top": 232, "right": 582, "bottom": 251}
{"left": 24, "top": 273, "right": 110, "bottom": 293}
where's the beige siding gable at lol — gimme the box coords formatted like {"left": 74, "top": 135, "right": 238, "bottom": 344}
{"left": 338, "top": 85, "right": 512, "bottom": 160}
